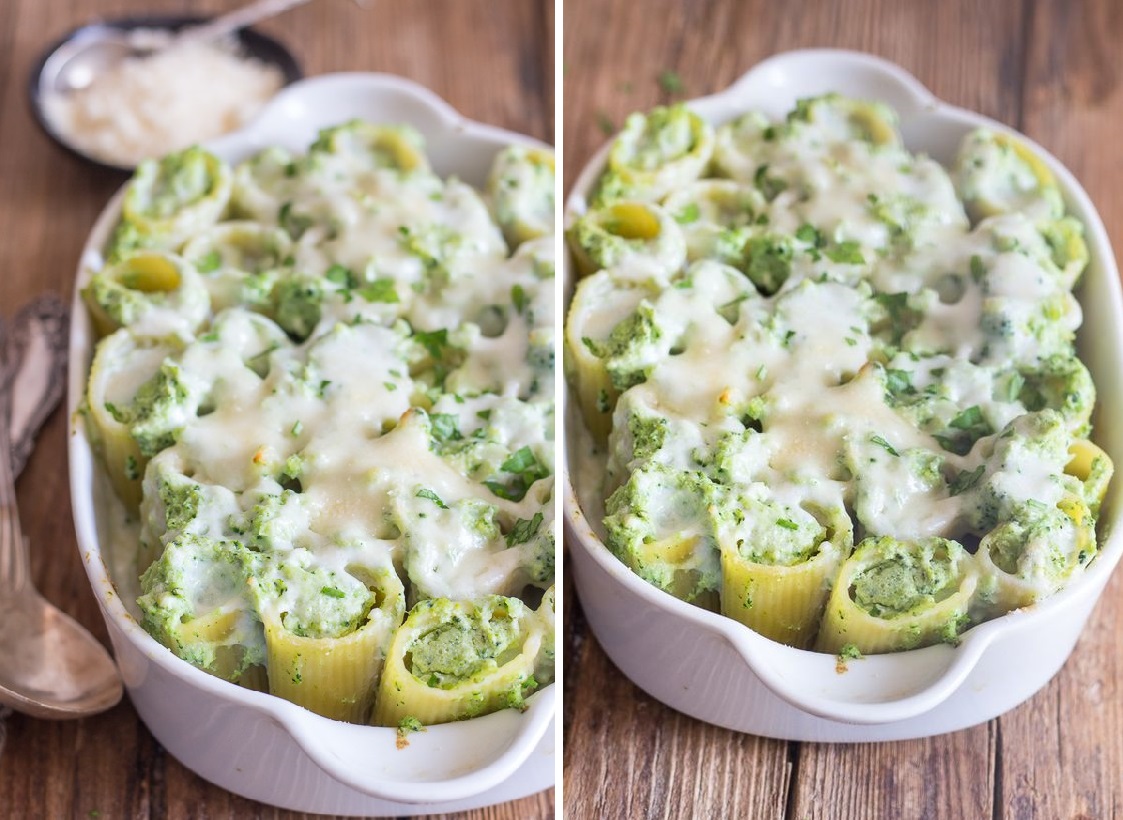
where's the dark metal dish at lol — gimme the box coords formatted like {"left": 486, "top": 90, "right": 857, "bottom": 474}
{"left": 28, "top": 15, "right": 303, "bottom": 173}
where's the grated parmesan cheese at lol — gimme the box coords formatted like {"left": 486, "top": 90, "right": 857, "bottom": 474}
{"left": 44, "top": 33, "right": 284, "bottom": 168}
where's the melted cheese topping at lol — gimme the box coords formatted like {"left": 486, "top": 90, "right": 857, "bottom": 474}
{"left": 86, "top": 126, "right": 555, "bottom": 686}
{"left": 572, "top": 95, "right": 1105, "bottom": 635}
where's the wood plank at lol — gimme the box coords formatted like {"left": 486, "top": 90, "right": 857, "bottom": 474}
{"left": 995, "top": 2, "right": 1123, "bottom": 816}
{"left": 563, "top": 628, "right": 791, "bottom": 819}
{"left": 0, "top": 1, "right": 554, "bottom": 818}
{"left": 789, "top": 728, "right": 997, "bottom": 819}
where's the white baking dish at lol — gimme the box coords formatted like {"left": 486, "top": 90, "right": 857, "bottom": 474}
{"left": 564, "top": 49, "right": 1123, "bottom": 741}
{"left": 67, "top": 73, "right": 555, "bottom": 815}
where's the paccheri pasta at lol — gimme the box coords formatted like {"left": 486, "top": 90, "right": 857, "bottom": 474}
{"left": 82, "top": 122, "right": 555, "bottom": 726}
{"left": 566, "top": 94, "right": 1112, "bottom": 654}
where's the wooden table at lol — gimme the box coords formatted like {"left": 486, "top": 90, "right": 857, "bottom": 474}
{"left": 563, "top": 1, "right": 1123, "bottom": 817}
{"left": 0, "top": 1, "right": 554, "bottom": 817}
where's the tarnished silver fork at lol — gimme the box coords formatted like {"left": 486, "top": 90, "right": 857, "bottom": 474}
{"left": 0, "top": 296, "right": 122, "bottom": 725}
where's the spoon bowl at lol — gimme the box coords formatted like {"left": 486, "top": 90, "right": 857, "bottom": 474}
{"left": 0, "top": 590, "right": 122, "bottom": 719}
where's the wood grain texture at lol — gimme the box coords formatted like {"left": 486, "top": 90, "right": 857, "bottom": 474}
{"left": 563, "top": 1, "right": 1123, "bottom": 818}
{"left": 0, "top": 1, "right": 553, "bottom": 818}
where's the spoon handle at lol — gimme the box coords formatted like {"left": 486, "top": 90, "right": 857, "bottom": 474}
{"left": 177, "top": 0, "right": 314, "bottom": 46}
{"left": 0, "top": 358, "right": 28, "bottom": 594}
{"left": 5, "top": 295, "right": 68, "bottom": 479}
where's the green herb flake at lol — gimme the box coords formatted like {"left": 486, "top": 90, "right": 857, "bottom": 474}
{"left": 414, "top": 328, "right": 450, "bottom": 359}
{"left": 870, "top": 434, "right": 900, "bottom": 457}
{"left": 416, "top": 488, "right": 448, "bottom": 509}
{"left": 795, "top": 224, "right": 822, "bottom": 246}
{"left": 430, "top": 413, "right": 462, "bottom": 444}
{"left": 949, "top": 405, "right": 985, "bottom": 431}
{"left": 596, "top": 111, "right": 616, "bottom": 136}
{"left": 885, "top": 369, "right": 913, "bottom": 397}
{"left": 1003, "top": 371, "right": 1025, "bottom": 403}
{"left": 511, "top": 284, "right": 529, "bottom": 314}
{"left": 321, "top": 586, "right": 346, "bottom": 599}
{"left": 358, "top": 278, "right": 399, "bottom": 304}
{"left": 658, "top": 70, "right": 684, "bottom": 95}
{"left": 970, "top": 254, "right": 986, "bottom": 282}
{"left": 506, "top": 512, "right": 544, "bottom": 546}
{"left": 949, "top": 465, "right": 985, "bottom": 496}
{"left": 325, "top": 264, "right": 357, "bottom": 289}
{"left": 775, "top": 517, "right": 799, "bottom": 531}
{"left": 674, "top": 202, "right": 701, "bottom": 225}
{"left": 753, "top": 163, "right": 788, "bottom": 201}
{"left": 290, "top": 420, "right": 303, "bottom": 437}
{"left": 825, "top": 240, "right": 865, "bottom": 265}
{"left": 486, "top": 446, "right": 549, "bottom": 501}
{"left": 196, "top": 249, "right": 222, "bottom": 273}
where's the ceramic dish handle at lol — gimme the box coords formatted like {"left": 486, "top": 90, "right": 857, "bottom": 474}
{"left": 722, "top": 620, "right": 1000, "bottom": 725}
{"left": 271, "top": 686, "right": 556, "bottom": 804}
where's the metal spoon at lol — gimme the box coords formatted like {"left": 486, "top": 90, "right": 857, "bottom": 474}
{"left": 0, "top": 332, "right": 122, "bottom": 720}
{"left": 45, "top": 0, "right": 314, "bottom": 94}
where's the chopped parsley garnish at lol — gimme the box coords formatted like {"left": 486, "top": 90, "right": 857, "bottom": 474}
{"left": 1002, "top": 371, "right": 1025, "bottom": 403}
{"left": 885, "top": 368, "right": 914, "bottom": 397}
{"left": 753, "top": 164, "right": 788, "bottom": 201}
{"left": 775, "top": 517, "right": 799, "bottom": 531}
{"left": 290, "top": 420, "right": 303, "bottom": 437}
{"left": 949, "top": 465, "right": 985, "bottom": 496}
{"left": 416, "top": 488, "right": 448, "bottom": 509}
{"left": 825, "top": 240, "right": 865, "bottom": 265}
{"left": 358, "top": 278, "right": 399, "bottom": 304}
{"left": 674, "top": 203, "right": 701, "bottom": 224}
{"left": 506, "top": 512, "right": 544, "bottom": 546}
{"left": 321, "top": 586, "right": 346, "bottom": 599}
{"left": 970, "top": 254, "right": 986, "bottom": 281}
{"left": 325, "top": 264, "right": 358, "bottom": 289}
{"left": 935, "top": 406, "right": 992, "bottom": 455}
{"left": 795, "top": 224, "right": 822, "bottom": 246}
{"left": 430, "top": 413, "right": 462, "bottom": 444}
{"left": 511, "top": 284, "right": 529, "bottom": 314}
{"left": 196, "top": 249, "right": 222, "bottom": 273}
{"left": 950, "top": 405, "right": 985, "bottom": 430}
{"left": 870, "top": 434, "right": 900, "bottom": 457}
{"left": 414, "top": 328, "right": 450, "bottom": 359}
{"left": 658, "top": 70, "right": 684, "bottom": 95}
{"left": 596, "top": 111, "right": 616, "bottom": 136}
{"left": 485, "top": 446, "right": 549, "bottom": 501}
